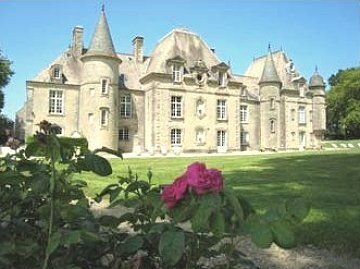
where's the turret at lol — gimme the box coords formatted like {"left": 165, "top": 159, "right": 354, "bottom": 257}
{"left": 79, "top": 6, "right": 121, "bottom": 150}
{"left": 259, "top": 45, "right": 282, "bottom": 150}
{"left": 309, "top": 67, "right": 326, "bottom": 134}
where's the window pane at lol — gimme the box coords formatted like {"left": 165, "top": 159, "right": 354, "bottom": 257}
{"left": 49, "top": 90, "right": 63, "bottom": 114}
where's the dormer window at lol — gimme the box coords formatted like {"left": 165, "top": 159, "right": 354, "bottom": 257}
{"left": 241, "top": 88, "right": 247, "bottom": 97}
{"left": 53, "top": 67, "right": 61, "bottom": 79}
{"left": 101, "top": 78, "right": 109, "bottom": 94}
{"left": 50, "top": 64, "right": 62, "bottom": 81}
{"left": 218, "top": 71, "right": 227, "bottom": 87}
{"left": 172, "top": 63, "right": 183, "bottom": 83}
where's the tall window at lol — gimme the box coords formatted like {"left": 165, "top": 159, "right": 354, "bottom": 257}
{"left": 101, "top": 79, "right": 109, "bottom": 94}
{"left": 270, "top": 98, "right": 275, "bottom": 109}
{"left": 171, "top": 96, "right": 182, "bottom": 118}
{"left": 270, "top": 120, "right": 275, "bottom": 133}
{"left": 291, "top": 109, "right": 296, "bottom": 121}
{"left": 119, "top": 128, "right": 129, "bottom": 141}
{"left": 298, "top": 106, "right": 306, "bottom": 124}
{"left": 240, "top": 131, "right": 249, "bottom": 145}
{"left": 217, "top": 99, "right": 227, "bottom": 120}
{"left": 100, "top": 108, "right": 109, "bottom": 127}
{"left": 240, "top": 105, "right": 248, "bottom": 122}
{"left": 171, "top": 128, "right": 182, "bottom": 145}
{"left": 217, "top": 130, "right": 226, "bottom": 147}
{"left": 120, "top": 95, "right": 132, "bottom": 117}
{"left": 49, "top": 90, "right": 63, "bottom": 114}
{"left": 172, "top": 63, "right": 183, "bottom": 83}
{"left": 218, "top": 72, "right": 226, "bottom": 87}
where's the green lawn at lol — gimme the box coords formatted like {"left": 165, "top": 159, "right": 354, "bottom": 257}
{"left": 77, "top": 150, "right": 360, "bottom": 257}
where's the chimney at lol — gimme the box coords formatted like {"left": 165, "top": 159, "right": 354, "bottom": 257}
{"left": 132, "top": 36, "right": 144, "bottom": 63}
{"left": 72, "top": 26, "right": 84, "bottom": 58}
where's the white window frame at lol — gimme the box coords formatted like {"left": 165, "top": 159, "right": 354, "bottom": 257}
{"left": 240, "top": 131, "right": 249, "bottom": 145}
{"left": 172, "top": 63, "right": 183, "bottom": 83}
{"left": 120, "top": 95, "right": 132, "bottom": 118}
{"left": 101, "top": 78, "right": 109, "bottom": 95}
{"left": 298, "top": 106, "right": 306, "bottom": 124}
{"left": 49, "top": 90, "right": 64, "bottom": 115}
{"left": 240, "top": 105, "right": 248, "bottom": 122}
{"left": 100, "top": 108, "right": 109, "bottom": 127}
{"left": 171, "top": 128, "right": 182, "bottom": 146}
{"left": 171, "top": 96, "right": 183, "bottom": 118}
{"left": 119, "top": 127, "right": 129, "bottom": 141}
{"left": 217, "top": 130, "right": 226, "bottom": 147}
{"left": 217, "top": 99, "right": 227, "bottom": 120}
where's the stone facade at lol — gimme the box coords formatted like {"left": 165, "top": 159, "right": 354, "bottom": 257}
{"left": 16, "top": 10, "right": 326, "bottom": 153}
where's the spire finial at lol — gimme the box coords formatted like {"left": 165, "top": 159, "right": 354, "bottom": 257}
{"left": 315, "top": 65, "right": 318, "bottom": 73}
{"left": 268, "top": 43, "right": 271, "bottom": 51}
{"left": 101, "top": 4, "right": 105, "bottom": 12}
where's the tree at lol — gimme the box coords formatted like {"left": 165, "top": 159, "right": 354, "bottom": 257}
{"left": 326, "top": 67, "right": 360, "bottom": 139}
{"left": 0, "top": 50, "right": 14, "bottom": 113}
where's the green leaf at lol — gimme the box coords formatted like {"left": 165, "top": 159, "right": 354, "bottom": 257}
{"left": 84, "top": 153, "right": 112, "bottom": 176}
{"left": 159, "top": 230, "right": 185, "bottom": 266}
{"left": 210, "top": 211, "right": 225, "bottom": 237}
{"left": 46, "top": 231, "right": 62, "bottom": 255}
{"left": 0, "top": 170, "right": 25, "bottom": 185}
{"left": 248, "top": 219, "right": 273, "bottom": 248}
{"left": 62, "top": 230, "right": 82, "bottom": 246}
{"left": 109, "top": 187, "right": 122, "bottom": 203}
{"left": 98, "top": 215, "right": 121, "bottom": 228}
{"left": 223, "top": 188, "right": 244, "bottom": 221}
{"left": 93, "top": 147, "right": 123, "bottom": 159}
{"left": 191, "top": 203, "right": 213, "bottom": 232}
{"left": 286, "top": 198, "right": 310, "bottom": 223}
{"left": 118, "top": 235, "right": 144, "bottom": 256}
{"left": 25, "top": 141, "right": 42, "bottom": 158}
{"left": 271, "top": 220, "right": 296, "bottom": 249}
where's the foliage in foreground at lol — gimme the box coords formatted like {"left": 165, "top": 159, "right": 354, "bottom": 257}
{"left": 0, "top": 121, "right": 309, "bottom": 269}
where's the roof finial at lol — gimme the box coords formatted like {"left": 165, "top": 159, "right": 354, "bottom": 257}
{"left": 268, "top": 43, "right": 271, "bottom": 51}
{"left": 315, "top": 65, "right": 318, "bottom": 73}
{"left": 101, "top": 4, "right": 105, "bottom": 12}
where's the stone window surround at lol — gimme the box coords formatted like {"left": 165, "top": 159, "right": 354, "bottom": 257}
{"left": 49, "top": 89, "right": 64, "bottom": 115}
{"left": 100, "top": 107, "right": 109, "bottom": 128}
{"left": 100, "top": 77, "right": 110, "bottom": 95}
{"left": 120, "top": 94, "right": 132, "bottom": 118}
{"left": 170, "top": 128, "right": 182, "bottom": 146}
{"left": 298, "top": 106, "right": 306, "bottom": 124}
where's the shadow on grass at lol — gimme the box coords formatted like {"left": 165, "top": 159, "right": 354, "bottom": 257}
{"left": 224, "top": 152, "right": 360, "bottom": 257}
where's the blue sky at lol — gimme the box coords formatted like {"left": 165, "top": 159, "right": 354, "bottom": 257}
{"left": 1, "top": 0, "right": 359, "bottom": 119}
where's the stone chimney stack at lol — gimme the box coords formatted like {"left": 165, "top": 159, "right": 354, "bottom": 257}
{"left": 72, "top": 26, "right": 84, "bottom": 57}
{"left": 132, "top": 36, "right": 144, "bottom": 63}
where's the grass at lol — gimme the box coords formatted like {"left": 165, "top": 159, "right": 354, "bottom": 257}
{"left": 76, "top": 150, "right": 360, "bottom": 257}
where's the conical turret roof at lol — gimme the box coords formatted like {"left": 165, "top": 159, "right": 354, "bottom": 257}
{"left": 309, "top": 66, "right": 325, "bottom": 88}
{"left": 259, "top": 45, "right": 281, "bottom": 84}
{"left": 86, "top": 7, "right": 116, "bottom": 57}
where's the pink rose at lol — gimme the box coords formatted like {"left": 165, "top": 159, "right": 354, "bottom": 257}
{"left": 186, "top": 162, "right": 223, "bottom": 195}
{"left": 161, "top": 184, "right": 178, "bottom": 208}
{"left": 161, "top": 175, "right": 188, "bottom": 208}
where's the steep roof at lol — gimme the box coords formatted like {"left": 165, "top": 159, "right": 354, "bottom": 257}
{"left": 309, "top": 67, "right": 325, "bottom": 87}
{"left": 86, "top": 9, "right": 116, "bottom": 57}
{"left": 30, "top": 49, "right": 83, "bottom": 84}
{"left": 259, "top": 47, "right": 281, "bottom": 84}
{"left": 145, "top": 28, "right": 221, "bottom": 74}
{"left": 245, "top": 50, "right": 301, "bottom": 85}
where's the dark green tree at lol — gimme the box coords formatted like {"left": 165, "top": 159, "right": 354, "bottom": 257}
{"left": 326, "top": 67, "right": 360, "bottom": 139}
{"left": 0, "top": 50, "right": 14, "bottom": 112}
{"left": 0, "top": 50, "right": 15, "bottom": 143}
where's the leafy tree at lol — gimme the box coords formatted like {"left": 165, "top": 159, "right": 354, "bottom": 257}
{"left": 0, "top": 50, "right": 14, "bottom": 112}
{"left": 326, "top": 67, "right": 360, "bottom": 139}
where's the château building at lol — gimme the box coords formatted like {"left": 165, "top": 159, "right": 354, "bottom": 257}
{"left": 16, "top": 8, "right": 326, "bottom": 154}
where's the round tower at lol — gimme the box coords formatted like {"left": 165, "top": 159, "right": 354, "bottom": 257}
{"left": 258, "top": 45, "right": 282, "bottom": 150}
{"left": 79, "top": 7, "right": 121, "bottom": 150}
{"left": 309, "top": 67, "right": 326, "bottom": 147}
